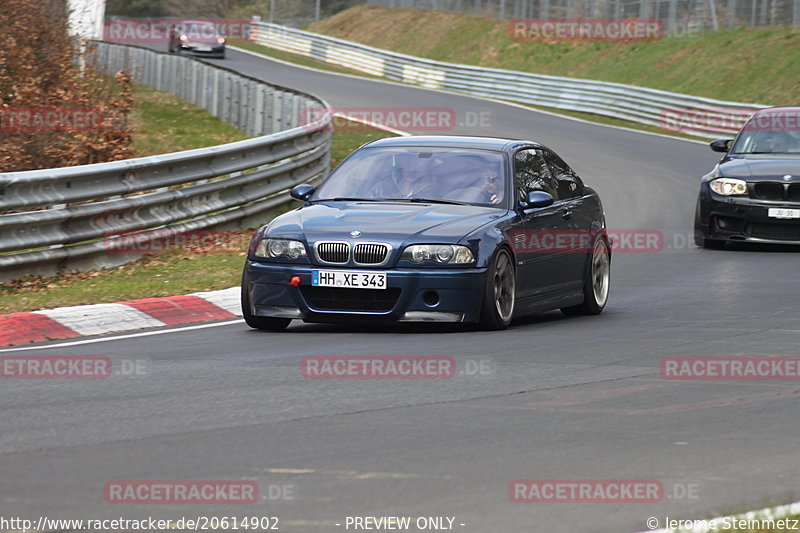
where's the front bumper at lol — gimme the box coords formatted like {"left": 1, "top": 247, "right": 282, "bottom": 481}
{"left": 180, "top": 43, "right": 225, "bottom": 57}
{"left": 697, "top": 190, "right": 800, "bottom": 244}
{"left": 243, "top": 261, "right": 488, "bottom": 324}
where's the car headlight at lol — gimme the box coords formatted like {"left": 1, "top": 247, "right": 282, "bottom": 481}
{"left": 401, "top": 244, "right": 474, "bottom": 264}
{"left": 179, "top": 34, "right": 188, "bottom": 42}
{"left": 710, "top": 178, "right": 747, "bottom": 196}
{"left": 217, "top": 37, "right": 226, "bottom": 44}
{"left": 254, "top": 238, "right": 307, "bottom": 259}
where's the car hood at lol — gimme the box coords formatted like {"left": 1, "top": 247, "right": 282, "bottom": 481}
{"left": 718, "top": 155, "right": 800, "bottom": 180}
{"left": 266, "top": 201, "right": 502, "bottom": 244}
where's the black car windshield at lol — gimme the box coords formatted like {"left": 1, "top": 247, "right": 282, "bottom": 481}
{"left": 175, "top": 21, "right": 221, "bottom": 41}
{"left": 312, "top": 147, "right": 507, "bottom": 207}
{"left": 731, "top": 113, "right": 800, "bottom": 154}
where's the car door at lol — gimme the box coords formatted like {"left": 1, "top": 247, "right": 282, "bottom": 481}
{"left": 512, "top": 148, "right": 576, "bottom": 299}
{"left": 542, "top": 148, "right": 589, "bottom": 288}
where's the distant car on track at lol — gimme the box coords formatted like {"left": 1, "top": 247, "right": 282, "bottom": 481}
{"left": 241, "top": 136, "right": 610, "bottom": 331}
{"left": 695, "top": 106, "right": 800, "bottom": 248}
{"left": 167, "top": 20, "right": 226, "bottom": 59}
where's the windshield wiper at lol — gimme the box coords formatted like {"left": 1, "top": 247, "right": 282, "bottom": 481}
{"left": 386, "top": 197, "right": 470, "bottom": 206}
{"left": 324, "top": 197, "right": 384, "bottom": 202}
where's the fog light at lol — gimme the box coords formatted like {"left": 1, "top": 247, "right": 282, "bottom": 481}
{"left": 423, "top": 291, "right": 440, "bottom": 307}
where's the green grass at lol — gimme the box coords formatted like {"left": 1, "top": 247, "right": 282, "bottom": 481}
{"left": 0, "top": 114, "right": 395, "bottom": 315}
{"left": 130, "top": 84, "right": 249, "bottom": 156}
{"left": 307, "top": 5, "right": 800, "bottom": 105}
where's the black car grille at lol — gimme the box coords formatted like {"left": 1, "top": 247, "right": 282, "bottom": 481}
{"left": 354, "top": 243, "right": 389, "bottom": 264}
{"left": 752, "top": 182, "right": 785, "bottom": 201}
{"left": 788, "top": 184, "right": 800, "bottom": 202}
{"left": 317, "top": 242, "right": 349, "bottom": 263}
{"left": 300, "top": 287, "right": 401, "bottom": 312}
{"left": 746, "top": 222, "right": 800, "bottom": 241}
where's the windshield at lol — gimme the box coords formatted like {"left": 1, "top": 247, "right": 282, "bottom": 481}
{"left": 177, "top": 21, "right": 221, "bottom": 40}
{"left": 731, "top": 113, "right": 800, "bottom": 154}
{"left": 312, "top": 147, "right": 507, "bottom": 207}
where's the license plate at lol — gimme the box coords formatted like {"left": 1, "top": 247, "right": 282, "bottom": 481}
{"left": 312, "top": 270, "right": 387, "bottom": 289}
{"left": 768, "top": 208, "right": 800, "bottom": 219}
{"left": 195, "top": 45, "right": 212, "bottom": 52}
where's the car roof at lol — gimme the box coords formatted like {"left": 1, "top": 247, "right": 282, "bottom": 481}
{"left": 752, "top": 106, "right": 800, "bottom": 116}
{"left": 363, "top": 135, "right": 541, "bottom": 151}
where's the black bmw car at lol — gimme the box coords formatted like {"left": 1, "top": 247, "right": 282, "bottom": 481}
{"left": 242, "top": 136, "right": 610, "bottom": 331}
{"left": 695, "top": 106, "right": 800, "bottom": 248}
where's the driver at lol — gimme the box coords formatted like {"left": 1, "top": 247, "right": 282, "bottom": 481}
{"left": 768, "top": 132, "right": 794, "bottom": 153}
{"left": 476, "top": 162, "right": 503, "bottom": 205}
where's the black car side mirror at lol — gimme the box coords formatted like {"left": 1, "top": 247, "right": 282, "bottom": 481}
{"left": 709, "top": 139, "right": 732, "bottom": 153}
{"left": 290, "top": 184, "right": 315, "bottom": 202}
{"left": 521, "top": 191, "right": 555, "bottom": 209}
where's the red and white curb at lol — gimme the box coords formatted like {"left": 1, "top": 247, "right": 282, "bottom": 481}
{"left": 0, "top": 287, "right": 241, "bottom": 347}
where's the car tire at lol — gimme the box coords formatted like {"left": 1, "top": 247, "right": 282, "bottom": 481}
{"left": 695, "top": 234, "right": 726, "bottom": 249}
{"left": 479, "top": 248, "right": 516, "bottom": 330}
{"left": 241, "top": 278, "right": 291, "bottom": 331}
{"left": 693, "top": 197, "right": 725, "bottom": 249}
{"left": 561, "top": 237, "right": 610, "bottom": 316}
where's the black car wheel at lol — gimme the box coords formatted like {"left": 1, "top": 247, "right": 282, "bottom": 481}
{"left": 696, "top": 235, "right": 726, "bottom": 249}
{"left": 562, "top": 237, "right": 610, "bottom": 316}
{"left": 693, "top": 198, "right": 726, "bottom": 249}
{"left": 241, "top": 276, "right": 291, "bottom": 331}
{"left": 479, "top": 248, "right": 515, "bottom": 330}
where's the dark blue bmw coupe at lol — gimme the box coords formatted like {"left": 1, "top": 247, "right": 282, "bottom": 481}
{"left": 241, "top": 136, "right": 610, "bottom": 331}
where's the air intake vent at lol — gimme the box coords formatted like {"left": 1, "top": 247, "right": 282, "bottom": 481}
{"left": 317, "top": 242, "right": 349, "bottom": 263}
{"left": 354, "top": 243, "right": 389, "bottom": 264}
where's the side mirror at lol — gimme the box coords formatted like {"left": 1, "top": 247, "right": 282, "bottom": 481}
{"left": 290, "top": 184, "right": 315, "bottom": 202}
{"left": 710, "top": 139, "right": 732, "bottom": 153}
{"left": 521, "top": 191, "right": 554, "bottom": 209}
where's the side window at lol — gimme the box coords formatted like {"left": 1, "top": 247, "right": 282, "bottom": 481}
{"left": 543, "top": 150, "right": 583, "bottom": 199}
{"left": 514, "top": 149, "right": 559, "bottom": 202}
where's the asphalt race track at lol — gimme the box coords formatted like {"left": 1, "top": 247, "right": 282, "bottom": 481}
{"left": 2, "top": 48, "right": 799, "bottom": 533}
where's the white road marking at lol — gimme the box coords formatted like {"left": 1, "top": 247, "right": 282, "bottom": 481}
{"left": 0, "top": 319, "right": 243, "bottom": 352}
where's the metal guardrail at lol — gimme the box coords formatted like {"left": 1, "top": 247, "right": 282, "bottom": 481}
{"left": 251, "top": 22, "right": 766, "bottom": 138}
{"left": 0, "top": 42, "right": 332, "bottom": 282}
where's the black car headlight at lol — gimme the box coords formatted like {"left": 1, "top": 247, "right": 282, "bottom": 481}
{"left": 401, "top": 244, "right": 474, "bottom": 264}
{"left": 254, "top": 238, "right": 307, "bottom": 260}
{"left": 710, "top": 178, "right": 747, "bottom": 196}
